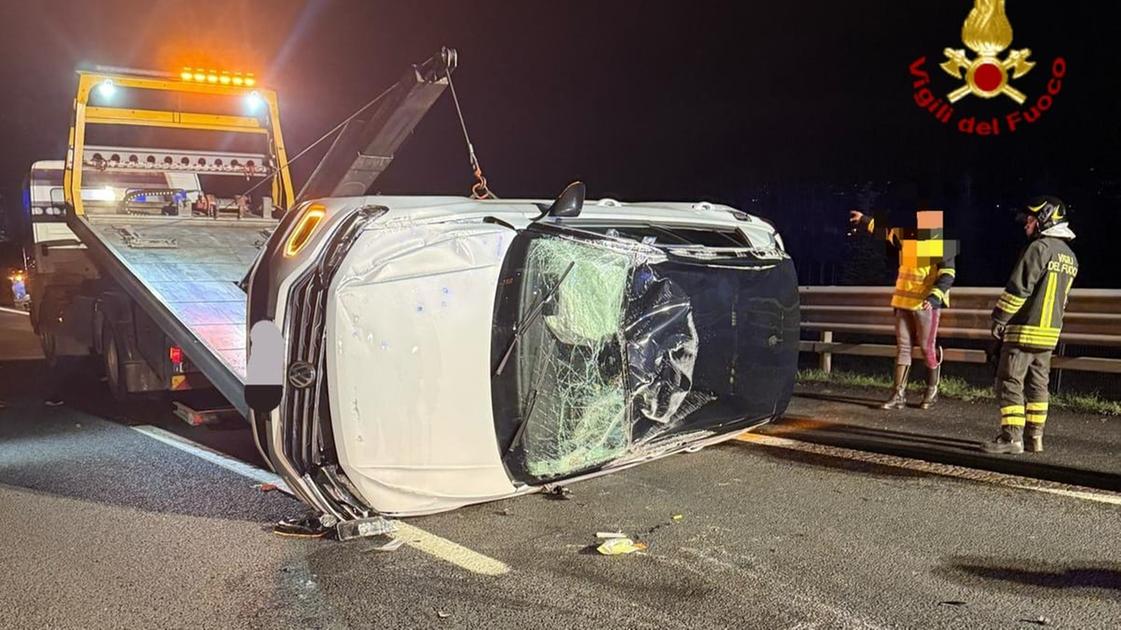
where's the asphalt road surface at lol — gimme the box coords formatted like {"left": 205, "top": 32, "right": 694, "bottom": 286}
{"left": 0, "top": 308, "right": 41, "bottom": 361}
{"left": 2, "top": 316, "right": 1120, "bottom": 629}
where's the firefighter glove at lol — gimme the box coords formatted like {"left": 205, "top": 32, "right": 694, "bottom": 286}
{"left": 991, "top": 321, "right": 1006, "bottom": 340}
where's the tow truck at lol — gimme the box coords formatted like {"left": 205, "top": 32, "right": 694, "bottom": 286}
{"left": 24, "top": 51, "right": 800, "bottom": 525}
{"left": 24, "top": 53, "right": 453, "bottom": 415}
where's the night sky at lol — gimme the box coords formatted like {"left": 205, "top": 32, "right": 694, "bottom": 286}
{"left": 1, "top": 1, "right": 1118, "bottom": 285}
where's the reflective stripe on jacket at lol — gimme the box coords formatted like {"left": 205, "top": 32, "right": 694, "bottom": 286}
{"left": 992, "top": 236, "right": 1079, "bottom": 350}
{"left": 863, "top": 217, "right": 956, "bottom": 311}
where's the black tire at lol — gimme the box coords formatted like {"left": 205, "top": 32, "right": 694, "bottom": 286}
{"left": 101, "top": 321, "right": 127, "bottom": 401}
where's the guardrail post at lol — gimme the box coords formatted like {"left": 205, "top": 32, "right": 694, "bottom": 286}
{"left": 820, "top": 330, "right": 833, "bottom": 374}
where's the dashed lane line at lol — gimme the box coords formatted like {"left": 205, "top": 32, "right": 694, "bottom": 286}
{"left": 131, "top": 424, "right": 511, "bottom": 576}
{"left": 736, "top": 431, "right": 1121, "bottom": 506}
{"left": 393, "top": 522, "right": 510, "bottom": 576}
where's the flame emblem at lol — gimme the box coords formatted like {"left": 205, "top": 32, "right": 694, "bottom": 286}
{"left": 940, "top": 0, "right": 1035, "bottom": 104}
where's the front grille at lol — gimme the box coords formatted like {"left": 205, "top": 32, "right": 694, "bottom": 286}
{"left": 281, "top": 206, "right": 386, "bottom": 477}
{"left": 283, "top": 268, "right": 330, "bottom": 472}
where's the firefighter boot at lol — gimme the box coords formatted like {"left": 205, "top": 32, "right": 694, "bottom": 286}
{"left": 983, "top": 424, "right": 1024, "bottom": 454}
{"left": 880, "top": 365, "right": 910, "bottom": 410}
{"left": 919, "top": 364, "right": 940, "bottom": 410}
{"left": 1024, "top": 422, "right": 1044, "bottom": 453}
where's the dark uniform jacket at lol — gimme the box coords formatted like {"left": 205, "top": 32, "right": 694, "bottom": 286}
{"left": 992, "top": 236, "right": 1079, "bottom": 350}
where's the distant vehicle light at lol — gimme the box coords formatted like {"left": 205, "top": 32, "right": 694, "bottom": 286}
{"left": 96, "top": 79, "right": 115, "bottom": 99}
{"left": 284, "top": 204, "right": 327, "bottom": 257}
{"left": 83, "top": 186, "right": 117, "bottom": 202}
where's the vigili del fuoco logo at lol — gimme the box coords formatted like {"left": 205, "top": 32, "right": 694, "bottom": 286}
{"left": 909, "top": 0, "right": 1066, "bottom": 135}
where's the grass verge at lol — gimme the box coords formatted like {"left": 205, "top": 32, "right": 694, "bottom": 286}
{"left": 797, "top": 368, "right": 1121, "bottom": 416}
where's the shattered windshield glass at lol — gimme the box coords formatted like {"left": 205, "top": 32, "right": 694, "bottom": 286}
{"left": 492, "top": 227, "right": 800, "bottom": 484}
{"left": 516, "top": 237, "right": 633, "bottom": 477}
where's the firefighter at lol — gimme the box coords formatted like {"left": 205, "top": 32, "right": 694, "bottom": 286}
{"left": 985, "top": 196, "right": 1078, "bottom": 454}
{"left": 849, "top": 209, "right": 957, "bottom": 410}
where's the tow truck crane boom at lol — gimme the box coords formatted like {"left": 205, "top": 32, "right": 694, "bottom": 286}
{"left": 297, "top": 47, "right": 458, "bottom": 201}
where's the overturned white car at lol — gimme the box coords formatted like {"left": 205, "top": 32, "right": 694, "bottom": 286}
{"left": 245, "top": 183, "right": 799, "bottom": 519}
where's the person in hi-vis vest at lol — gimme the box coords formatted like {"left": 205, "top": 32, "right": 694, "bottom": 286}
{"left": 849, "top": 208, "right": 958, "bottom": 410}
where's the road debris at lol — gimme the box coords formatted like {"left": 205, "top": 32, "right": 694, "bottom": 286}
{"left": 273, "top": 516, "right": 331, "bottom": 539}
{"left": 672, "top": 514, "right": 685, "bottom": 521}
{"left": 544, "top": 486, "right": 572, "bottom": 501}
{"left": 1019, "top": 617, "right": 1051, "bottom": 626}
{"left": 938, "top": 601, "right": 967, "bottom": 607}
{"left": 336, "top": 515, "right": 398, "bottom": 541}
{"left": 596, "top": 531, "right": 627, "bottom": 539}
{"left": 254, "top": 482, "right": 279, "bottom": 493}
{"left": 436, "top": 610, "right": 452, "bottom": 619}
{"left": 596, "top": 537, "right": 647, "bottom": 555}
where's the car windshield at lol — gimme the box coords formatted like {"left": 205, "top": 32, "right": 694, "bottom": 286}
{"left": 510, "top": 236, "right": 635, "bottom": 479}
{"left": 491, "top": 226, "right": 800, "bottom": 484}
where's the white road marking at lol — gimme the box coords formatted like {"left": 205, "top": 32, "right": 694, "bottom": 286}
{"left": 393, "top": 522, "right": 510, "bottom": 576}
{"left": 1019, "top": 485, "right": 1121, "bottom": 506}
{"left": 737, "top": 432, "right": 1121, "bottom": 507}
{"left": 131, "top": 425, "right": 291, "bottom": 493}
{"left": 0, "top": 306, "right": 30, "bottom": 316}
{"left": 131, "top": 424, "right": 510, "bottom": 575}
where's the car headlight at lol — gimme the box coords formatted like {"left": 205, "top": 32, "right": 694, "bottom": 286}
{"left": 284, "top": 203, "right": 326, "bottom": 257}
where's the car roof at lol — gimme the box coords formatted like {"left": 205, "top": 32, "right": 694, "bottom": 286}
{"left": 310, "top": 194, "right": 776, "bottom": 235}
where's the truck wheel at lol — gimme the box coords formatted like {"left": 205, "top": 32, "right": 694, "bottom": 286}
{"left": 101, "top": 322, "right": 127, "bottom": 401}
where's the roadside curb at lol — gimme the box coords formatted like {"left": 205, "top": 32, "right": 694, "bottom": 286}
{"left": 757, "top": 415, "right": 1121, "bottom": 493}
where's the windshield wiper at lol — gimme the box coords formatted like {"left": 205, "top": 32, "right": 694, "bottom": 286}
{"left": 494, "top": 260, "right": 575, "bottom": 376}
{"left": 504, "top": 386, "right": 538, "bottom": 455}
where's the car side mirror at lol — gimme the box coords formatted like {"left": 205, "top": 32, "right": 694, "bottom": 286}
{"left": 546, "top": 181, "right": 585, "bottom": 218}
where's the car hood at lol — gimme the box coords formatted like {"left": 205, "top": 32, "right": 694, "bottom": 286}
{"left": 325, "top": 220, "right": 522, "bottom": 515}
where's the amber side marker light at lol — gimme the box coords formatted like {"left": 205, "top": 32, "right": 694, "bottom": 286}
{"left": 284, "top": 205, "right": 326, "bottom": 257}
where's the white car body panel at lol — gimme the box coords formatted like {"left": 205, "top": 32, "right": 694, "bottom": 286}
{"left": 327, "top": 221, "right": 521, "bottom": 514}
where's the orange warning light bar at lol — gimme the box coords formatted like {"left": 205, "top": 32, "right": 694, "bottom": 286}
{"left": 180, "top": 67, "right": 256, "bottom": 87}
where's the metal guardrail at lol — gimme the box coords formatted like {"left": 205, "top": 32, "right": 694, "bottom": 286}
{"left": 800, "top": 287, "right": 1121, "bottom": 374}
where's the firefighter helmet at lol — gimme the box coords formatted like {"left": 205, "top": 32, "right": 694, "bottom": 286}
{"left": 1020, "top": 196, "right": 1069, "bottom": 233}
